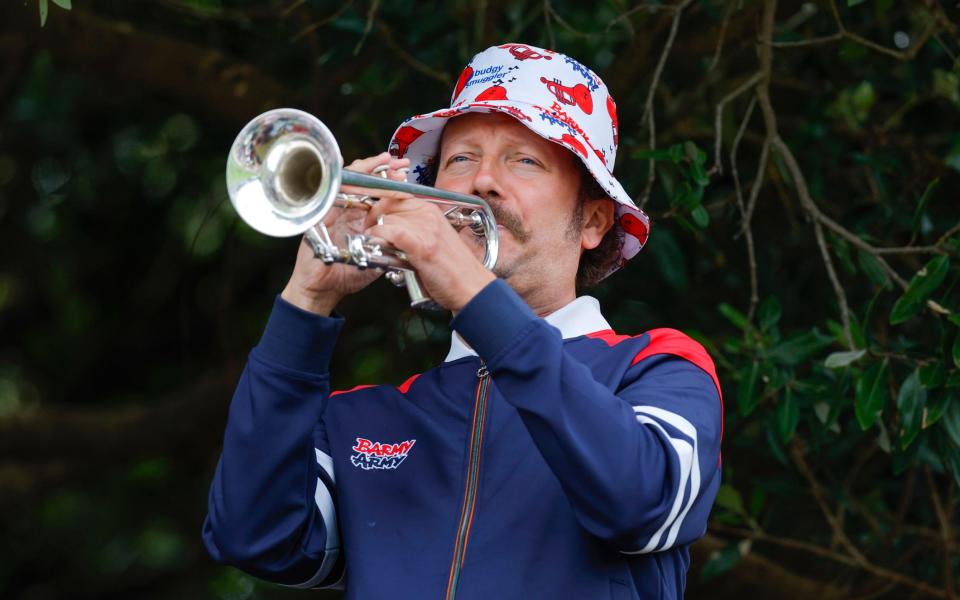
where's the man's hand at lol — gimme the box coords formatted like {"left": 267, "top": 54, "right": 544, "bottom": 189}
{"left": 362, "top": 196, "right": 496, "bottom": 313}
{"left": 281, "top": 152, "right": 412, "bottom": 315}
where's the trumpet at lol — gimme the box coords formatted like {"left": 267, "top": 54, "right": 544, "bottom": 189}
{"left": 226, "top": 108, "right": 499, "bottom": 309}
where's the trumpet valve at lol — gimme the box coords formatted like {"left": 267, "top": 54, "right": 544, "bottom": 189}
{"left": 385, "top": 270, "right": 407, "bottom": 287}
{"left": 346, "top": 234, "right": 371, "bottom": 269}
{"left": 445, "top": 208, "right": 484, "bottom": 234}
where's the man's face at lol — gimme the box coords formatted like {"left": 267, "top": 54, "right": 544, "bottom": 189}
{"left": 434, "top": 112, "right": 587, "bottom": 295}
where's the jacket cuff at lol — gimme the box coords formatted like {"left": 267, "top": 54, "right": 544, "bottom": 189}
{"left": 254, "top": 295, "right": 345, "bottom": 374}
{"left": 450, "top": 279, "right": 538, "bottom": 361}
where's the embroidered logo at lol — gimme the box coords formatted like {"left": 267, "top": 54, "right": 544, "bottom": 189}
{"left": 350, "top": 437, "right": 416, "bottom": 470}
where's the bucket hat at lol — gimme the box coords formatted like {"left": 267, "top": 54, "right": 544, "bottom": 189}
{"left": 388, "top": 43, "right": 650, "bottom": 277}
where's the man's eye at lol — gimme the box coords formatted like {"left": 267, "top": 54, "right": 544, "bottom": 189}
{"left": 518, "top": 157, "right": 540, "bottom": 166}
{"left": 449, "top": 155, "right": 470, "bottom": 163}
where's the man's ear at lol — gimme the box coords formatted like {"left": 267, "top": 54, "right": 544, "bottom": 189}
{"left": 581, "top": 199, "right": 615, "bottom": 251}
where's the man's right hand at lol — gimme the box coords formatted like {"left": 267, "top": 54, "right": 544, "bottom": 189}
{"left": 280, "top": 152, "right": 412, "bottom": 315}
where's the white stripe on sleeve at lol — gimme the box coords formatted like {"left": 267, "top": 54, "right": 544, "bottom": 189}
{"left": 315, "top": 449, "right": 336, "bottom": 484}
{"left": 287, "top": 450, "right": 341, "bottom": 588}
{"left": 621, "top": 406, "right": 701, "bottom": 554}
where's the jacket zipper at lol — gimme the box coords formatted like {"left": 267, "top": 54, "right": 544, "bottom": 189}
{"left": 444, "top": 362, "right": 490, "bottom": 600}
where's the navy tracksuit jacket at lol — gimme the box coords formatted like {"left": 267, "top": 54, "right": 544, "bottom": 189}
{"left": 203, "top": 279, "right": 724, "bottom": 599}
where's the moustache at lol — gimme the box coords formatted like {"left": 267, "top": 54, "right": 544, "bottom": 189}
{"left": 487, "top": 200, "right": 530, "bottom": 244}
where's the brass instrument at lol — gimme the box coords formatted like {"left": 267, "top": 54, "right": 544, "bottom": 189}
{"left": 226, "top": 109, "right": 499, "bottom": 309}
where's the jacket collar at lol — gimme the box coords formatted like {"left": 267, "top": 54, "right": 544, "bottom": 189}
{"left": 444, "top": 295, "right": 611, "bottom": 363}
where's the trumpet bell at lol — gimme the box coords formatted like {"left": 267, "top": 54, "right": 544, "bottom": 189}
{"left": 226, "top": 108, "right": 341, "bottom": 237}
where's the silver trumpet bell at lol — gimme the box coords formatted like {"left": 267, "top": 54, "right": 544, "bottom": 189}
{"left": 226, "top": 108, "right": 499, "bottom": 309}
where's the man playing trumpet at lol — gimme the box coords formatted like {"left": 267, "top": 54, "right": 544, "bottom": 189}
{"left": 204, "top": 43, "right": 723, "bottom": 599}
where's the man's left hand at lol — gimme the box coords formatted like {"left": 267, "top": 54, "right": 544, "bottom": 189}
{"left": 363, "top": 196, "right": 496, "bottom": 312}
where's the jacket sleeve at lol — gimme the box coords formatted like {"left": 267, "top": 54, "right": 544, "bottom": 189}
{"left": 202, "top": 296, "right": 346, "bottom": 587}
{"left": 451, "top": 280, "right": 723, "bottom": 553}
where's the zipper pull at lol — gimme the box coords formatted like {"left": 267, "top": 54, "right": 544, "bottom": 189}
{"left": 476, "top": 362, "right": 488, "bottom": 378}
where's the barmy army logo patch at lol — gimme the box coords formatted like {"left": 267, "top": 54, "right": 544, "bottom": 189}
{"left": 351, "top": 437, "right": 416, "bottom": 470}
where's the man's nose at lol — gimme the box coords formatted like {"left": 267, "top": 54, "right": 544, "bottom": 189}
{"left": 470, "top": 157, "right": 502, "bottom": 200}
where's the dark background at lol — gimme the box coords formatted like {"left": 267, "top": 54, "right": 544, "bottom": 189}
{"left": 1, "top": 0, "right": 959, "bottom": 598}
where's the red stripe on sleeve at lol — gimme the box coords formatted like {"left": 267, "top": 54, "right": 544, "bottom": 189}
{"left": 632, "top": 328, "right": 724, "bottom": 444}
{"left": 397, "top": 373, "right": 421, "bottom": 394}
{"left": 330, "top": 384, "right": 377, "bottom": 397}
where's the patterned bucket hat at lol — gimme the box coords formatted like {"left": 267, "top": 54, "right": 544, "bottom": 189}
{"left": 388, "top": 42, "right": 650, "bottom": 277}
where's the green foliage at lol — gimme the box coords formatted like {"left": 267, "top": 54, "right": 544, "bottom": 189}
{"left": 36, "top": 0, "right": 71, "bottom": 27}
{"left": 889, "top": 255, "right": 951, "bottom": 324}
{"left": 855, "top": 360, "right": 887, "bottom": 430}
{"left": 2, "top": 0, "right": 960, "bottom": 598}
{"left": 635, "top": 141, "right": 711, "bottom": 230}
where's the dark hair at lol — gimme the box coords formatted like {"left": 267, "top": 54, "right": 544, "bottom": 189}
{"left": 418, "top": 153, "right": 623, "bottom": 289}
{"left": 573, "top": 160, "right": 623, "bottom": 290}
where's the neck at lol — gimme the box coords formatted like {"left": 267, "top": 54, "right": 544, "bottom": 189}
{"left": 515, "top": 278, "right": 577, "bottom": 318}
{"left": 525, "top": 291, "right": 575, "bottom": 318}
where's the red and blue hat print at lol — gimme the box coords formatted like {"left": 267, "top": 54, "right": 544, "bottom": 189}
{"left": 388, "top": 43, "right": 650, "bottom": 278}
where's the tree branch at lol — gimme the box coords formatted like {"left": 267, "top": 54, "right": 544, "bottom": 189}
{"left": 768, "top": 0, "right": 940, "bottom": 61}
{"left": 711, "top": 522, "right": 948, "bottom": 598}
{"left": 789, "top": 438, "right": 867, "bottom": 563}
{"left": 711, "top": 72, "right": 764, "bottom": 176}
{"left": 730, "top": 95, "right": 761, "bottom": 325}
{"left": 639, "top": 0, "right": 694, "bottom": 209}
{"left": 690, "top": 532, "right": 850, "bottom": 598}
{"left": 925, "top": 467, "right": 956, "bottom": 598}
{"left": 708, "top": 0, "right": 736, "bottom": 72}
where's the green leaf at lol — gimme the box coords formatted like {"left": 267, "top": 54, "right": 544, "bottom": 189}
{"left": 767, "top": 329, "right": 834, "bottom": 366}
{"left": 824, "top": 349, "right": 866, "bottom": 368}
{"left": 737, "top": 361, "right": 760, "bottom": 417}
{"left": 51, "top": 0, "right": 71, "bottom": 8}
{"left": 684, "top": 141, "right": 705, "bottom": 165}
{"left": 765, "top": 420, "right": 789, "bottom": 464}
{"left": 39, "top": 0, "right": 49, "bottom": 26}
{"left": 912, "top": 179, "right": 940, "bottom": 234}
{"left": 832, "top": 236, "right": 856, "bottom": 275}
{"left": 897, "top": 370, "right": 927, "bottom": 449}
{"left": 715, "top": 484, "right": 746, "bottom": 515}
{"left": 777, "top": 388, "right": 799, "bottom": 442}
{"left": 954, "top": 334, "right": 960, "bottom": 369}
{"left": 890, "top": 256, "right": 951, "bottom": 325}
{"left": 948, "top": 371, "right": 960, "bottom": 389}
{"left": 942, "top": 397, "right": 960, "bottom": 447}
{"left": 925, "top": 392, "right": 953, "bottom": 428}
{"left": 749, "top": 488, "right": 765, "bottom": 518}
{"left": 635, "top": 143, "right": 685, "bottom": 163}
{"left": 919, "top": 361, "right": 947, "bottom": 389}
{"left": 688, "top": 159, "right": 709, "bottom": 186}
{"left": 851, "top": 81, "right": 876, "bottom": 113}
{"left": 674, "top": 182, "right": 704, "bottom": 210}
{"left": 758, "top": 296, "right": 782, "bottom": 332}
{"left": 690, "top": 204, "right": 710, "bottom": 228}
{"left": 856, "top": 360, "right": 887, "bottom": 430}
{"left": 718, "top": 303, "right": 748, "bottom": 330}
{"left": 858, "top": 250, "right": 891, "bottom": 289}
{"left": 847, "top": 0, "right": 867, "bottom": 6}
